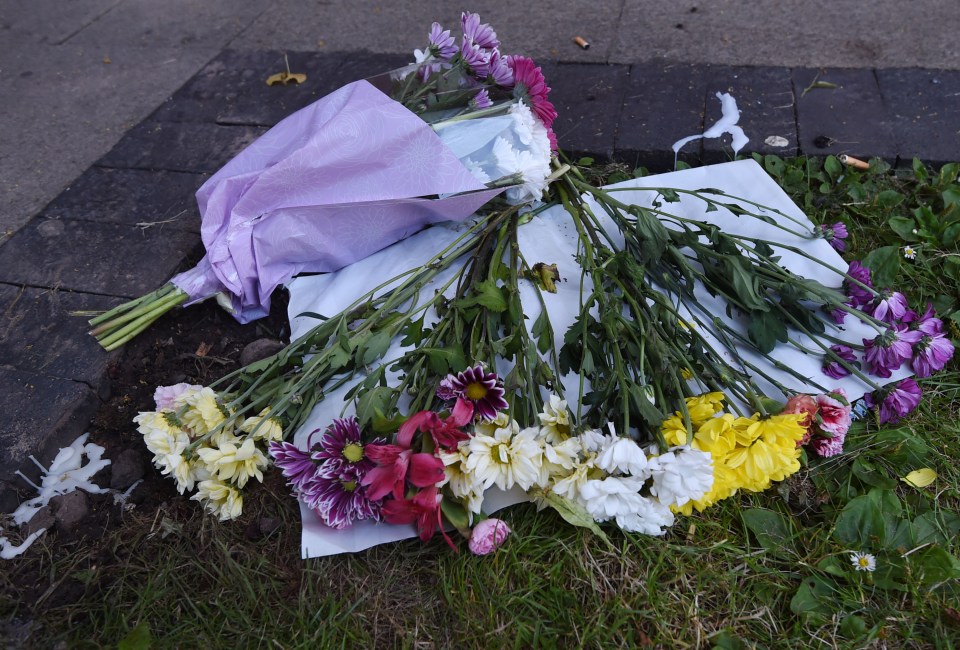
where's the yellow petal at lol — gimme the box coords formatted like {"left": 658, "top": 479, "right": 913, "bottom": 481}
{"left": 902, "top": 468, "right": 937, "bottom": 488}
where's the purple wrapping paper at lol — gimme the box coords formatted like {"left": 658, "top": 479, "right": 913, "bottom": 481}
{"left": 172, "top": 79, "right": 503, "bottom": 322}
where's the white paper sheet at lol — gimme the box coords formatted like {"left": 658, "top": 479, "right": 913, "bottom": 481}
{"left": 287, "top": 159, "right": 910, "bottom": 558}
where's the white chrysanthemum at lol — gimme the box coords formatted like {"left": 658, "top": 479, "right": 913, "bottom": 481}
{"left": 579, "top": 476, "right": 648, "bottom": 521}
{"left": 196, "top": 438, "right": 268, "bottom": 488}
{"left": 473, "top": 411, "right": 514, "bottom": 438}
{"left": 438, "top": 444, "right": 484, "bottom": 501}
{"left": 647, "top": 446, "right": 714, "bottom": 508}
{"left": 462, "top": 156, "right": 491, "bottom": 184}
{"left": 239, "top": 409, "right": 283, "bottom": 442}
{"left": 492, "top": 137, "right": 551, "bottom": 204}
{"left": 142, "top": 425, "right": 189, "bottom": 469}
{"left": 595, "top": 437, "right": 650, "bottom": 478}
{"left": 538, "top": 395, "right": 572, "bottom": 443}
{"left": 614, "top": 497, "right": 676, "bottom": 536}
{"left": 579, "top": 428, "right": 611, "bottom": 453}
{"left": 549, "top": 454, "right": 599, "bottom": 504}
{"left": 192, "top": 479, "right": 243, "bottom": 521}
{"left": 465, "top": 418, "right": 542, "bottom": 491}
{"left": 168, "top": 456, "right": 204, "bottom": 495}
{"left": 508, "top": 101, "right": 552, "bottom": 163}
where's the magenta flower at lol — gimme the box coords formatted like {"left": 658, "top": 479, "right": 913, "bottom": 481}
{"left": 469, "top": 518, "right": 511, "bottom": 555}
{"left": 822, "top": 344, "right": 858, "bottom": 379}
{"left": 461, "top": 12, "right": 499, "bottom": 50}
{"left": 301, "top": 464, "right": 381, "bottom": 529}
{"left": 362, "top": 440, "right": 446, "bottom": 501}
{"left": 863, "top": 326, "right": 922, "bottom": 378}
{"left": 809, "top": 436, "right": 845, "bottom": 457}
{"left": 399, "top": 398, "right": 474, "bottom": 452}
{"left": 269, "top": 441, "right": 318, "bottom": 492}
{"left": 868, "top": 290, "right": 910, "bottom": 324}
{"left": 508, "top": 55, "right": 558, "bottom": 128}
{"left": 427, "top": 22, "right": 457, "bottom": 60}
{"left": 310, "top": 417, "right": 380, "bottom": 475}
{"left": 912, "top": 331, "right": 955, "bottom": 377}
{"left": 815, "top": 389, "right": 851, "bottom": 437}
{"left": 843, "top": 261, "right": 874, "bottom": 307}
{"left": 381, "top": 485, "right": 453, "bottom": 546}
{"left": 866, "top": 378, "right": 922, "bottom": 424}
{"left": 818, "top": 222, "right": 848, "bottom": 252}
{"left": 437, "top": 365, "right": 509, "bottom": 421}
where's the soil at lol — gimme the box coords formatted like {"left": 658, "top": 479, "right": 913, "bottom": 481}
{"left": 1, "top": 289, "right": 293, "bottom": 620}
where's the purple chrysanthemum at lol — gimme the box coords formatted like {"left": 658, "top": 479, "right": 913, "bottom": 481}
{"left": 461, "top": 12, "right": 499, "bottom": 50}
{"left": 863, "top": 326, "right": 922, "bottom": 378}
{"left": 868, "top": 290, "right": 910, "bottom": 324}
{"left": 487, "top": 50, "right": 513, "bottom": 86}
{"left": 301, "top": 464, "right": 381, "bottom": 529}
{"left": 470, "top": 88, "right": 493, "bottom": 110}
{"left": 913, "top": 304, "right": 945, "bottom": 336}
{"left": 843, "top": 261, "right": 874, "bottom": 308}
{"left": 822, "top": 344, "right": 858, "bottom": 379}
{"left": 269, "top": 441, "right": 319, "bottom": 492}
{"left": 436, "top": 365, "right": 509, "bottom": 421}
{"left": 912, "top": 331, "right": 955, "bottom": 377}
{"left": 818, "top": 222, "right": 848, "bottom": 252}
{"left": 427, "top": 22, "right": 457, "bottom": 60}
{"left": 311, "top": 417, "right": 379, "bottom": 475}
{"left": 866, "top": 378, "right": 922, "bottom": 424}
{"left": 459, "top": 38, "right": 491, "bottom": 78}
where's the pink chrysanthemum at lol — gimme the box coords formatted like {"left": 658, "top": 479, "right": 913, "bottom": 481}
{"left": 310, "top": 416, "right": 380, "bottom": 475}
{"left": 301, "top": 464, "right": 381, "bottom": 529}
{"left": 507, "top": 55, "right": 558, "bottom": 129}
{"left": 437, "top": 365, "right": 509, "bottom": 421}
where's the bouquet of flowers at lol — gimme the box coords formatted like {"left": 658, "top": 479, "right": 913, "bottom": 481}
{"left": 131, "top": 14, "right": 953, "bottom": 556}
{"left": 90, "top": 13, "right": 558, "bottom": 349}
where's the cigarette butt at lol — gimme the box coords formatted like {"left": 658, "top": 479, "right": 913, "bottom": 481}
{"left": 574, "top": 36, "right": 590, "bottom": 50}
{"left": 839, "top": 154, "right": 870, "bottom": 170}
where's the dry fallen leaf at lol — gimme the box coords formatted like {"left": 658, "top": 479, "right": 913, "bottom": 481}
{"left": 901, "top": 468, "right": 937, "bottom": 488}
{"left": 266, "top": 71, "right": 307, "bottom": 86}
{"left": 195, "top": 341, "right": 213, "bottom": 357}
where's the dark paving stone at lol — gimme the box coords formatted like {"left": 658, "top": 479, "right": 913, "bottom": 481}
{"left": 0, "top": 367, "right": 99, "bottom": 510}
{"left": 876, "top": 68, "right": 960, "bottom": 167}
{"left": 333, "top": 50, "right": 416, "bottom": 87}
{"left": 96, "top": 121, "right": 267, "bottom": 174}
{"left": 151, "top": 49, "right": 353, "bottom": 127}
{"left": 40, "top": 167, "right": 206, "bottom": 232}
{"left": 793, "top": 68, "right": 897, "bottom": 162}
{"left": 540, "top": 62, "right": 628, "bottom": 160}
{"left": 701, "top": 66, "right": 798, "bottom": 164}
{"left": 0, "top": 284, "right": 121, "bottom": 386}
{"left": 616, "top": 62, "right": 709, "bottom": 171}
{"left": 0, "top": 217, "right": 201, "bottom": 298}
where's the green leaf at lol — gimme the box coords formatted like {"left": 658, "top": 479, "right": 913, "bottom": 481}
{"left": 839, "top": 615, "right": 869, "bottom": 640}
{"left": 358, "top": 330, "right": 394, "bottom": 366}
{"left": 118, "top": 621, "right": 153, "bottom": 650}
{"left": 875, "top": 189, "right": 906, "bottom": 209}
{"left": 747, "top": 310, "right": 787, "bottom": 354}
{"left": 355, "top": 386, "right": 394, "bottom": 429}
{"left": 456, "top": 279, "right": 508, "bottom": 313}
{"left": 860, "top": 246, "right": 902, "bottom": 288}
{"left": 850, "top": 457, "right": 897, "bottom": 490}
{"left": 532, "top": 310, "right": 553, "bottom": 355}
{"left": 530, "top": 488, "right": 615, "bottom": 549}
{"left": 912, "top": 546, "right": 960, "bottom": 585}
{"left": 790, "top": 575, "right": 834, "bottom": 618}
{"left": 439, "top": 498, "right": 472, "bottom": 537}
{"left": 824, "top": 155, "right": 843, "bottom": 179}
{"left": 833, "top": 493, "right": 886, "bottom": 548}
{"left": 419, "top": 347, "right": 466, "bottom": 375}
{"left": 741, "top": 508, "right": 793, "bottom": 556}
{"left": 725, "top": 257, "right": 769, "bottom": 312}
{"left": 887, "top": 216, "right": 919, "bottom": 241}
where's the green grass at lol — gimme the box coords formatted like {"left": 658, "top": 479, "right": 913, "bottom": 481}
{"left": 3, "top": 155, "right": 960, "bottom": 649}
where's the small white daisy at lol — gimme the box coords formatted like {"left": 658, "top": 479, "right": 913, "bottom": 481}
{"left": 850, "top": 551, "right": 877, "bottom": 572}
{"left": 902, "top": 245, "right": 917, "bottom": 260}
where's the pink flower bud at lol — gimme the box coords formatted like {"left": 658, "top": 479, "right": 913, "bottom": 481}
{"left": 468, "top": 518, "right": 511, "bottom": 555}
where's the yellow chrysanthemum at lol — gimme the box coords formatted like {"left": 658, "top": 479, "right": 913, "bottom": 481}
{"left": 181, "top": 387, "right": 227, "bottom": 434}
{"left": 196, "top": 437, "right": 269, "bottom": 488}
{"left": 661, "top": 413, "right": 690, "bottom": 446}
{"left": 192, "top": 479, "right": 243, "bottom": 521}
{"left": 239, "top": 408, "right": 283, "bottom": 442}
{"left": 684, "top": 392, "right": 726, "bottom": 428}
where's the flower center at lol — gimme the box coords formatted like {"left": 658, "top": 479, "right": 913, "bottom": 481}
{"left": 858, "top": 557, "right": 870, "bottom": 568}
{"left": 341, "top": 479, "right": 357, "bottom": 492}
{"left": 492, "top": 443, "right": 510, "bottom": 465}
{"left": 465, "top": 382, "right": 488, "bottom": 401}
{"left": 342, "top": 442, "right": 364, "bottom": 463}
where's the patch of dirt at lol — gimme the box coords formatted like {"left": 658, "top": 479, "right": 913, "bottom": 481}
{"left": 1, "top": 290, "right": 292, "bottom": 615}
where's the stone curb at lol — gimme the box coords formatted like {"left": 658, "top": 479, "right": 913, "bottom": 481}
{"left": 1, "top": 50, "right": 958, "bottom": 509}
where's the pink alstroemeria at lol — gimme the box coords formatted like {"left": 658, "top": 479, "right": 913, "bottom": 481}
{"left": 398, "top": 398, "right": 474, "bottom": 451}
{"left": 362, "top": 442, "right": 446, "bottom": 501}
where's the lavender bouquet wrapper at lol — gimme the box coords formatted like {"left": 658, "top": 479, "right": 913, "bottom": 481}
{"left": 171, "top": 79, "right": 502, "bottom": 323}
